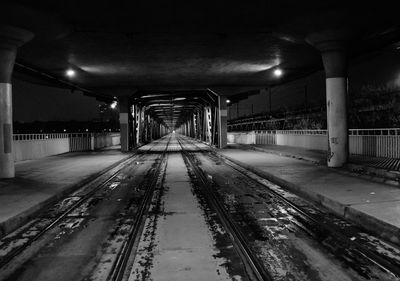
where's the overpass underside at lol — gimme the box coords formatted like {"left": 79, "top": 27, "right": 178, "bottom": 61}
{"left": 0, "top": 1, "right": 399, "bottom": 178}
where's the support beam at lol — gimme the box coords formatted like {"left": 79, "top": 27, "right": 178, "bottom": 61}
{"left": 307, "top": 30, "right": 349, "bottom": 167}
{"left": 204, "top": 106, "right": 212, "bottom": 144}
{"left": 193, "top": 113, "right": 197, "bottom": 139}
{"left": 135, "top": 105, "right": 142, "bottom": 145}
{"left": 119, "top": 97, "right": 131, "bottom": 152}
{"left": 189, "top": 117, "right": 194, "bottom": 138}
{"left": 131, "top": 104, "right": 137, "bottom": 147}
{"left": 218, "top": 96, "right": 228, "bottom": 148}
{"left": 0, "top": 25, "right": 33, "bottom": 178}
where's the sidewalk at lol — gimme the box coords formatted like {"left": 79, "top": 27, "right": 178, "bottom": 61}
{"left": 232, "top": 144, "right": 400, "bottom": 186}
{"left": 219, "top": 146, "right": 400, "bottom": 246}
{"left": 0, "top": 147, "right": 132, "bottom": 237}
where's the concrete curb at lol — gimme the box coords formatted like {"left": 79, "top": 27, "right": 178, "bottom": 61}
{"left": 344, "top": 163, "right": 400, "bottom": 187}
{"left": 0, "top": 152, "right": 135, "bottom": 238}
{"left": 237, "top": 144, "right": 324, "bottom": 165}
{"left": 217, "top": 152, "right": 400, "bottom": 247}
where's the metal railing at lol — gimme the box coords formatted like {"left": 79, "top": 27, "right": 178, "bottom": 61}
{"left": 255, "top": 130, "right": 327, "bottom": 135}
{"left": 13, "top": 133, "right": 70, "bottom": 141}
{"left": 349, "top": 128, "right": 400, "bottom": 136}
{"left": 229, "top": 129, "right": 400, "bottom": 158}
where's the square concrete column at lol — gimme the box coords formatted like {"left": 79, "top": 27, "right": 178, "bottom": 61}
{"left": 218, "top": 96, "right": 228, "bottom": 148}
{"left": 0, "top": 25, "right": 33, "bottom": 178}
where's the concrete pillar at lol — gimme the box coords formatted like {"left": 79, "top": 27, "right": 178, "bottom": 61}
{"left": 307, "top": 30, "right": 349, "bottom": 167}
{"left": 218, "top": 96, "right": 228, "bottom": 148}
{"left": 119, "top": 97, "right": 131, "bottom": 152}
{"left": 0, "top": 25, "right": 33, "bottom": 178}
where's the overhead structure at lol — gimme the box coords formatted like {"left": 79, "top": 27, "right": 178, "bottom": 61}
{"left": 0, "top": 1, "right": 399, "bottom": 176}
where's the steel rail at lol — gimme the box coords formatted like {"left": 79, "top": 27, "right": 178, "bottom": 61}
{"left": 107, "top": 135, "right": 172, "bottom": 281}
{"left": 218, "top": 155, "right": 400, "bottom": 278}
{"left": 0, "top": 140, "right": 162, "bottom": 270}
{"left": 182, "top": 136, "right": 400, "bottom": 279}
{"left": 177, "top": 137, "right": 274, "bottom": 281}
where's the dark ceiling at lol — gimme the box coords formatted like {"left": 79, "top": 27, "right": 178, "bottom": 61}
{"left": 2, "top": 1, "right": 400, "bottom": 127}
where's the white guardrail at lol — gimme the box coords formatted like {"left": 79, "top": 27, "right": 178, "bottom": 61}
{"left": 13, "top": 133, "right": 120, "bottom": 162}
{"left": 227, "top": 129, "right": 400, "bottom": 158}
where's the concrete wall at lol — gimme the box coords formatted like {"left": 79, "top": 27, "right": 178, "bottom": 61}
{"left": 94, "top": 134, "right": 120, "bottom": 149}
{"left": 228, "top": 131, "right": 326, "bottom": 150}
{"left": 13, "top": 133, "right": 121, "bottom": 162}
{"left": 275, "top": 134, "right": 327, "bottom": 151}
{"left": 227, "top": 132, "right": 256, "bottom": 144}
{"left": 14, "top": 138, "right": 70, "bottom": 162}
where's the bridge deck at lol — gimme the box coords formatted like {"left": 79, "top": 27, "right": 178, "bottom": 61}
{"left": 1, "top": 139, "right": 399, "bottom": 250}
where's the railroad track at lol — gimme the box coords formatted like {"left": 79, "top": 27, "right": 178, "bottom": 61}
{"left": 107, "top": 135, "right": 171, "bottom": 281}
{"left": 0, "top": 137, "right": 169, "bottom": 276}
{"left": 177, "top": 137, "right": 274, "bottom": 281}
{"left": 178, "top": 135, "right": 400, "bottom": 280}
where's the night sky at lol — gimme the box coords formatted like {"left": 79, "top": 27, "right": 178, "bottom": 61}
{"left": 12, "top": 78, "right": 101, "bottom": 122}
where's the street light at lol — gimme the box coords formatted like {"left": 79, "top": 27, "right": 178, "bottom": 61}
{"left": 110, "top": 101, "right": 118, "bottom": 109}
{"left": 273, "top": 68, "right": 283, "bottom": 77}
{"left": 66, "top": 69, "right": 75, "bottom": 77}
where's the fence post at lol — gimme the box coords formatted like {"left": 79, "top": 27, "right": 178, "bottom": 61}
{"left": 251, "top": 131, "right": 256, "bottom": 144}
{"left": 90, "top": 133, "right": 95, "bottom": 151}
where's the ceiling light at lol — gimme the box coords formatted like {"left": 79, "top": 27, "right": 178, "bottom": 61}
{"left": 273, "top": 68, "right": 283, "bottom": 77}
{"left": 148, "top": 103, "right": 173, "bottom": 107}
{"left": 226, "top": 99, "right": 231, "bottom": 104}
{"left": 66, "top": 69, "right": 76, "bottom": 77}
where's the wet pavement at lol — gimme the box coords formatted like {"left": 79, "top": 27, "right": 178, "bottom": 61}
{"left": 128, "top": 150, "right": 247, "bottom": 281}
